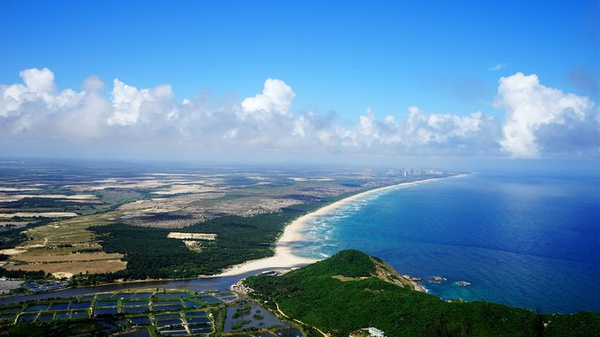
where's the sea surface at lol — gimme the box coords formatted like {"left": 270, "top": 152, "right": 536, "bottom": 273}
{"left": 293, "top": 170, "right": 600, "bottom": 314}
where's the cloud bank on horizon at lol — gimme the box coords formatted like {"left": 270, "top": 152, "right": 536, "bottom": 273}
{"left": 1, "top": 68, "right": 598, "bottom": 160}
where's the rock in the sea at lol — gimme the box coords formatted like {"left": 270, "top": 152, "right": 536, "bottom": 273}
{"left": 455, "top": 280, "right": 471, "bottom": 287}
{"left": 431, "top": 276, "right": 447, "bottom": 283}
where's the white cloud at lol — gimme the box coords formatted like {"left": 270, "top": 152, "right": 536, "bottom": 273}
{"left": 489, "top": 63, "right": 507, "bottom": 71}
{"left": 293, "top": 116, "right": 309, "bottom": 138}
{"left": 241, "top": 78, "right": 295, "bottom": 115}
{"left": 108, "top": 79, "right": 174, "bottom": 125}
{"left": 340, "top": 106, "right": 499, "bottom": 155}
{"left": 20, "top": 68, "right": 56, "bottom": 94}
{"left": 495, "top": 72, "right": 597, "bottom": 158}
{"left": 0, "top": 68, "right": 597, "bottom": 160}
{"left": 54, "top": 76, "right": 111, "bottom": 139}
{"left": 0, "top": 67, "right": 81, "bottom": 118}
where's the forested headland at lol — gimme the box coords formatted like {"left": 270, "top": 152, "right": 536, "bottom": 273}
{"left": 244, "top": 250, "right": 600, "bottom": 337}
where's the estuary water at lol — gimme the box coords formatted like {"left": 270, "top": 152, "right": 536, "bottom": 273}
{"left": 293, "top": 171, "right": 600, "bottom": 314}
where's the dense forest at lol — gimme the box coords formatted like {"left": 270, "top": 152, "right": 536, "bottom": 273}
{"left": 86, "top": 197, "right": 337, "bottom": 281}
{"left": 244, "top": 250, "right": 600, "bottom": 337}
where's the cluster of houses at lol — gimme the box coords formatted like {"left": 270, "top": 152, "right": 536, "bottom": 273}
{"left": 229, "top": 279, "right": 254, "bottom": 294}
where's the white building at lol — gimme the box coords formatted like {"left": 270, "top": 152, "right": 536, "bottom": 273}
{"left": 368, "top": 327, "right": 385, "bottom": 337}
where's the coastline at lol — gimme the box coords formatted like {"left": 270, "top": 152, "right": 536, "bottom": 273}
{"left": 0, "top": 175, "right": 463, "bottom": 304}
{"left": 214, "top": 175, "right": 459, "bottom": 278}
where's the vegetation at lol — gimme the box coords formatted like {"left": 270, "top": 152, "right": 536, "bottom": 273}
{"left": 0, "top": 218, "right": 55, "bottom": 250}
{"left": 232, "top": 319, "right": 251, "bottom": 330}
{"left": 1, "top": 160, "right": 446, "bottom": 283}
{"left": 233, "top": 306, "right": 252, "bottom": 318}
{"left": 0, "top": 197, "right": 84, "bottom": 211}
{"left": 87, "top": 197, "right": 337, "bottom": 281}
{"left": 245, "top": 250, "right": 600, "bottom": 337}
{"left": 0, "top": 267, "right": 46, "bottom": 280}
{"left": 93, "top": 188, "right": 149, "bottom": 206}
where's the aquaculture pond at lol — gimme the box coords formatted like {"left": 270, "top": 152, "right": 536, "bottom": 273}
{"left": 0, "top": 289, "right": 227, "bottom": 335}
{"left": 224, "top": 304, "right": 286, "bottom": 332}
{"left": 1, "top": 286, "right": 305, "bottom": 336}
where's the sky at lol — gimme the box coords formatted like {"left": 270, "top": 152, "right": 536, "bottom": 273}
{"left": 0, "top": 0, "right": 598, "bottom": 167}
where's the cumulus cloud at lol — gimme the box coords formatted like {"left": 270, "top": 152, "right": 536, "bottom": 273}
{"left": 241, "top": 78, "right": 295, "bottom": 115}
{"left": 20, "top": 68, "right": 57, "bottom": 94}
{"left": 0, "top": 67, "right": 81, "bottom": 119}
{"left": 338, "top": 106, "right": 500, "bottom": 156}
{"left": 495, "top": 72, "right": 597, "bottom": 158}
{"left": 0, "top": 68, "right": 597, "bottom": 160}
{"left": 55, "top": 75, "right": 111, "bottom": 139}
{"left": 108, "top": 79, "right": 174, "bottom": 125}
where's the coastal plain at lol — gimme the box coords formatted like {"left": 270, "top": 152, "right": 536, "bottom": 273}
{"left": 1, "top": 160, "right": 598, "bottom": 336}
{"left": 0, "top": 159, "right": 447, "bottom": 281}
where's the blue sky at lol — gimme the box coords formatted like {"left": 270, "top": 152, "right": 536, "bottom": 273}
{"left": 0, "top": 0, "right": 598, "bottom": 166}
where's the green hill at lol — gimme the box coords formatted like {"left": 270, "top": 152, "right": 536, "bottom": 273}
{"left": 244, "top": 250, "right": 600, "bottom": 337}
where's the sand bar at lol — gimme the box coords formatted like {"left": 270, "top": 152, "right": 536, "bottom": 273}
{"left": 215, "top": 176, "right": 461, "bottom": 277}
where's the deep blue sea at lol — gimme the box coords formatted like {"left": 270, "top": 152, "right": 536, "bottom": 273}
{"left": 292, "top": 171, "right": 600, "bottom": 314}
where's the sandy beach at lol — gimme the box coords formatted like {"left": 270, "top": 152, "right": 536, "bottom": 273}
{"left": 215, "top": 176, "right": 455, "bottom": 277}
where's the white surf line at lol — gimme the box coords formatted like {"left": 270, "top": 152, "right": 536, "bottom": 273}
{"left": 214, "top": 174, "right": 466, "bottom": 278}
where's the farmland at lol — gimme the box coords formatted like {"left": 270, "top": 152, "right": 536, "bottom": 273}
{"left": 0, "top": 159, "right": 449, "bottom": 281}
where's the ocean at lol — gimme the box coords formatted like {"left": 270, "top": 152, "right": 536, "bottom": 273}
{"left": 293, "top": 170, "right": 600, "bottom": 314}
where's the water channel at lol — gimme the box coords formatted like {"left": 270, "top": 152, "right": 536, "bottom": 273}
{"left": 0, "top": 267, "right": 277, "bottom": 306}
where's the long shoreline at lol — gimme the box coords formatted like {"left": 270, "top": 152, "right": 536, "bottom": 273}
{"left": 0, "top": 175, "right": 461, "bottom": 304}
{"left": 215, "top": 175, "right": 461, "bottom": 278}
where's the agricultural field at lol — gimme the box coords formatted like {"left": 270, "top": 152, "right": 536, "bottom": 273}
{"left": 0, "top": 159, "right": 447, "bottom": 281}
